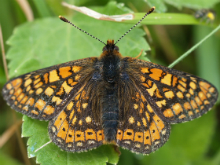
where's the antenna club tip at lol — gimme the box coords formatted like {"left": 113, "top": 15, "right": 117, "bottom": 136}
{"left": 59, "top": 15, "right": 69, "bottom": 22}
{"left": 149, "top": 6, "right": 155, "bottom": 13}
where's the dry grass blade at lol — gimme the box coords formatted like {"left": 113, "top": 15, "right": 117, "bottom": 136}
{"left": 0, "top": 25, "right": 9, "bottom": 81}
{"left": 16, "top": 0, "right": 33, "bottom": 21}
{"left": 0, "top": 120, "right": 22, "bottom": 148}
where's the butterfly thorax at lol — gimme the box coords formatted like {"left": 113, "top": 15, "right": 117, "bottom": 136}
{"left": 100, "top": 40, "right": 122, "bottom": 84}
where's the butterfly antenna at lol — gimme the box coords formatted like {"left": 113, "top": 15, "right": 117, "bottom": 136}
{"left": 59, "top": 16, "right": 106, "bottom": 45}
{"left": 114, "top": 6, "right": 155, "bottom": 45}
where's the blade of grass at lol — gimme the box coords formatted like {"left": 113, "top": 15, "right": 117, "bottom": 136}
{"left": 114, "top": 13, "right": 209, "bottom": 25}
{"left": 33, "top": 0, "right": 52, "bottom": 17}
{"left": 168, "top": 24, "right": 220, "bottom": 68}
{"left": 194, "top": 26, "right": 220, "bottom": 101}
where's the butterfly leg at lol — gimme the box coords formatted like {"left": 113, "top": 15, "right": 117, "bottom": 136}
{"left": 135, "top": 49, "right": 143, "bottom": 59}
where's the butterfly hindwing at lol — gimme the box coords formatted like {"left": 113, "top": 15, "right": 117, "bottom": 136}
{"left": 124, "top": 57, "right": 218, "bottom": 124}
{"left": 2, "top": 57, "right": 98, "bottom": 120}
{"left": 117, "top": 83, "right": 170, "bottom": 154}
{"left": 48, "top": 75, "right": 105, "bottom": 152}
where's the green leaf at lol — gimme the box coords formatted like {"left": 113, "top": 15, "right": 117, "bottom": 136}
{"left": 7, "top": 15, "right": 149, "bottom": 78}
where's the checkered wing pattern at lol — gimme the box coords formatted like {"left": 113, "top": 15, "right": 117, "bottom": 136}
{"left": 117, "top": 84, "right": 170, "bottom": 154}
{"left": 48, "top": 77, "right": 105, "bottom": 152}
{"left": 2, "top": 58, "right": 97, "bottom": 121}
{"left": 126, "top": 57, "right": 218, "bottom": 123}
{"left": 115, "top": 57, "right": 218, "bottom": 154}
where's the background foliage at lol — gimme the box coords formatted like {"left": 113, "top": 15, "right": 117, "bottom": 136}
{"left": 0, "top": 0, "right": 220, "bottom": 165}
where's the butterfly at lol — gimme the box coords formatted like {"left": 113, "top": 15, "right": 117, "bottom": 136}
{"left": 2, "top": 7, "right": 218, "bottom": 155}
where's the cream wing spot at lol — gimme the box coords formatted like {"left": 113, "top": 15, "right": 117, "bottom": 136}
{"left": 128, "top": 116, "right": 135, "bottom": 124}
{"left": 86, "top": 116, "right": 92, "bottom": 123}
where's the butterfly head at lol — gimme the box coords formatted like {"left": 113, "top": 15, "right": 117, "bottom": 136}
{"left": 102, "top": 40, "right": 119, "bottom": 53}
{"left": 100, "top": 40, "right": 122, "bottom": 60}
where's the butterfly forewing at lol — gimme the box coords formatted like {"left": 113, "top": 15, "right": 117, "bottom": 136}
{"left": 2, "top": 57, "right": 97, "bottom": 120}
{"left": 124, "top": 57, "right": 218, "bottom": 124}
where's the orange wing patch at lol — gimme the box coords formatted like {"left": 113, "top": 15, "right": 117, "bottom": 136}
{"left": 149, "top": 68, "right": 163, "bottom": 81}
{"left": 59, "top": 66, "right": 72, "bottom": 78}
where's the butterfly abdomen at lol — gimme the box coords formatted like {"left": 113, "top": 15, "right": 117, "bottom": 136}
{"left": 102, "top": 88, "right": 119, "bottom": 142}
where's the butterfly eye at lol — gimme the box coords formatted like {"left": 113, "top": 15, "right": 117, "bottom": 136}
{"left": 102, "top": 46, "right": 108, "bottom": 52}
{"left": 114, "top": 46, "right": 119, "bottom": 52}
